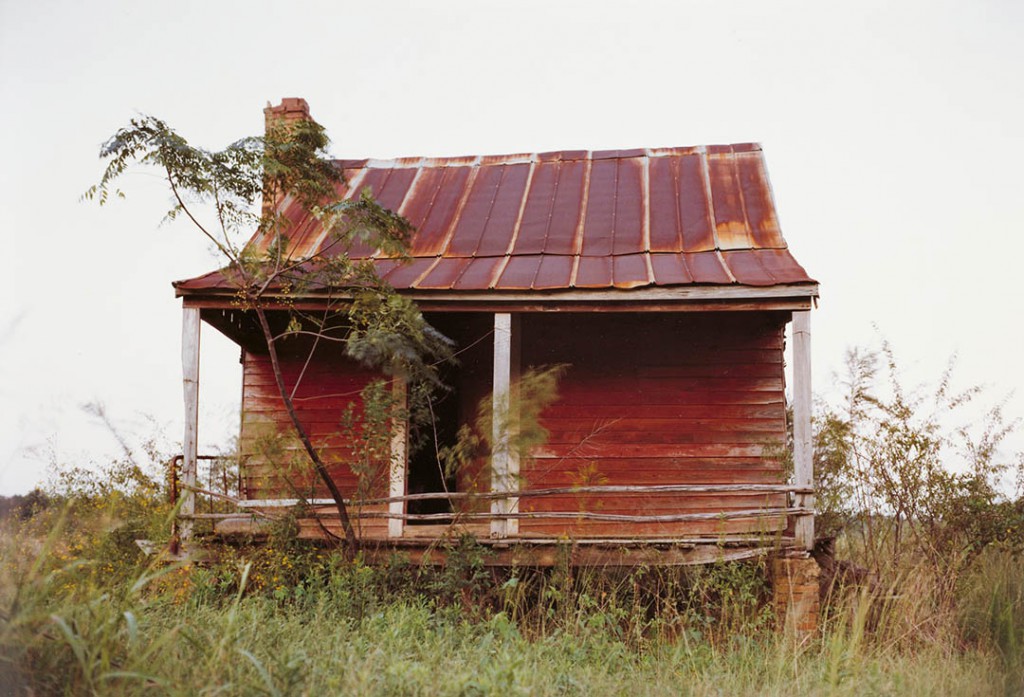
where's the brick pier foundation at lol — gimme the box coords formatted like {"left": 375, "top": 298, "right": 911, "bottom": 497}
{"left": 772, "top": 556, "right": 820, "bottom": 639}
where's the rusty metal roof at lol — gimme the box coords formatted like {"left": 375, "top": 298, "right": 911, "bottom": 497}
{"left": 176, "top": 144, "right": 815, "bottom": 294}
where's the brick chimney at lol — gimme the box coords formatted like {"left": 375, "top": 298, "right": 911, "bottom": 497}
{"left": 261, "top": 98, "right": 313, "bottom": 221}
{"left": 264, "top": 97, "right": 311, "bottom": 129}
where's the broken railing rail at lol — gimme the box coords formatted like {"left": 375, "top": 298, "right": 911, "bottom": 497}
{"left": 169, "top": 454, "right": 242, "bottom": 507}
{"left": 293, "top": 507, "right": 812, "bottom": 524}
{"left": 227, "top": 483, "right": 814, "bottom": 508}
{"left": 169, "top": 454, "right": 242, "bottom": 555}
{"left": 174, "top": 481, "right": 813, "bottom": 528}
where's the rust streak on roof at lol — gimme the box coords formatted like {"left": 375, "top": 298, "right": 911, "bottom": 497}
{"left": 175, "top": 145, "right": 816, "bottom": 295}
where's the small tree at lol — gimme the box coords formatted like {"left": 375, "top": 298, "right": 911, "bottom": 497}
{"left": 86, "top": 109, "right": 451, "bottom": 552}
{"left": 813, "top": 342, "right": 1023, "bottom": 582}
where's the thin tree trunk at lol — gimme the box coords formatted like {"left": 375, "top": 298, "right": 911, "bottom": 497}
{"left": 255, "top": 306, "right": 359, "bottom": 554}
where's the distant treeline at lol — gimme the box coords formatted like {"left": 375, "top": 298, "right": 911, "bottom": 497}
{"left": 0, "top": 489, "right": 49, "bottom": 520}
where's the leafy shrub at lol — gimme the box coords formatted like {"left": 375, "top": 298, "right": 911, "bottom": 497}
{"left": 813, "top": 343, "right": 1023, "bottom": 590}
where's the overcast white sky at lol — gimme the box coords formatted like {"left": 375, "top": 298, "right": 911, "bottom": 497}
{"left": 1, "top": 0, "right": 1022, "bottom": 494}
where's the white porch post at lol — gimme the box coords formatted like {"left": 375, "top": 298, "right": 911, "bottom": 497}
{"left": 490, "top": 313, "right": 520, "bottom": 538}
{"left": 792, "top": 310, "right": 814, "bottom": 550}
{"left": 388, "top": 377, "right": 408, "bottom": 538}
{"left": 180, "top": 306, "right": 201, "bottom": 542}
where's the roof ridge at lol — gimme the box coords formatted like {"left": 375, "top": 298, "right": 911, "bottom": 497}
{"left": 335, "top": 143, "right": 763, "bottom": 169}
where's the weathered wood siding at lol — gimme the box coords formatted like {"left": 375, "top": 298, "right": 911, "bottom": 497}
{"left": 519, "top": 312, "right": 789, "bottom": 538}
{"left": 236, "top": 311, "right": 790, "bottom": 542}
{"left": 240, "top": 344, "right": 386, "bottom": 514}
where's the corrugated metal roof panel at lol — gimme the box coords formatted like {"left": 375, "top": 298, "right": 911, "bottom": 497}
{"left": 650, "top": 253, "right": 694, "bottom": 286}
{"left": 685, "top": 251, "right": 734, "bottom": 284}
{"left": 612, "top": 254, "right": 650, "bottom": 289}
{"left": 720, "top": 250, "right": 776, "bottom": 286}
{"left": 708, "top": 151, "right": 754, "bottom": 250}
{"left": 479, "top": 163, "right": 531, "bottom": 256}
{"left": 448, "top": 164, "right": 506, "bottom": 257}
{"left": 575, "top": 255, "right": 613, "bottom": 288}
{"left": 407, "top": 166, "right": 472, "bottom": 256}
{"left": 495, "top": 255, "right": 541, "bottom": 290}
{"left": 175, "top": 144, "right": 817, "bottom": 295}
{"left": 415, "top": 257, "right": 471, "bottom": 290}
{"left": 533, "top": 255, "right": 574, "bottom": 290}
{"left": 452, "top": 256, "right": 504, "bottom": 290}
{"left": 375, "top": 167, "right": 418, "bottom": 211}
{"left": 510, "top": 162, "right": 548, "bottom": 255}
{"left": 612, "top": 158, "right": 645, "bottom": 256}
{"left": 381, "top": 257, "right": 436, "bottom": 288}
{"left": 678, "top": 154, "right": 717, "bottom": 252}
{"left": 580, "top": 158, "right": 618, "bottom": 257}
{"left": 647, "top": 156, "right": 681, "bottom": 253}
{"left": 372, "top": 258, "right": 404, "bottom": 281}
{"left": 748, "top": 248, "right": 813, "bottom": 284}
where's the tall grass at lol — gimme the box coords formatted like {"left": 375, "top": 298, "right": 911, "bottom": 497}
{"left": 3, "top": 366, "right": 1021, "bottom": 696}
{"left": 1, "top": 504, "right": 1020, "bottom": 696}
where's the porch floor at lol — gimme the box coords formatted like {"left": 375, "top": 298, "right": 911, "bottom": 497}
{"left": 210, "top": 516, "right": 803, "bottom": 566}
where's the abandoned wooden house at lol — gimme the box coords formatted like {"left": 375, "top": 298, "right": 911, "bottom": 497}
{"left": 173, "top": 99, "right": 819, "bottom": 622}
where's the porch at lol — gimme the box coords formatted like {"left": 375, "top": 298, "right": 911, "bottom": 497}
{"left": 173, "top": 304, "right": 816, "bottom": 566}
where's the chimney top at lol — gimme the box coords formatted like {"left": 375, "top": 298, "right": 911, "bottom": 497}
{"left": 264, "top": 98, "right": 311, "bottom": 125}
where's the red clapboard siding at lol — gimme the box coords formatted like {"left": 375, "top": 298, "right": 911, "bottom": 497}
{"left": 239, "top": 349, "right": 387, "bottom": 502}
{"left": 516, "top": 517, "right": 787, "bottom": 538}
{"left": 237, "top": 311, "right": 791, "bottom": 541}
{"left": 518, "top": 312, "right": 788, "bottom": 537}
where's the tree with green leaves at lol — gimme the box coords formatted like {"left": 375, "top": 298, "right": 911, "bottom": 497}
{"left": 86, "top": 110, "right": 452, "bottom": 552}
{"left": 813, "top": 343, "right": 1023, "bottom": 580}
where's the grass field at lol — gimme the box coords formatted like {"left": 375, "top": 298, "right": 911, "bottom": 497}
{"left": 1, "top": 502, "right": 1021, "bottom": 696}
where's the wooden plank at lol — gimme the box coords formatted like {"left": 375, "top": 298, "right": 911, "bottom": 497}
{"left": 180, "top": 307, "right": 201, "bottom": 542}
{"left": 519, "top": 493, "right": 786, "bottom": 508}
{"left": 527, "top": 457, "right": 784, "bottom": 471}
{"left": 535, "top": 390, "right": 785, "bottom": 407}
{"left": 521, "top": 470, "right": 785, "bottom": 487}
{"left": 791, "top": 310, "right": 814, "bottom": 549}
{"left": 538, "top": 404, "right": 784, "bottom": 419}
{"left": 526, "top": 334, "right": 786, "bottom": 355}
{"left": 555, "top": 376, "right": 784, "bottom": 392}
{"left": 240, "top": 405, "right": 367, "bottom": 420}
{"left": 181, "top": 282, "right": 820, "bottom": 305}
{"left": 216, "top": 513, "right": 793, "bottom": 541}
{"left": 329, "top": 520, "right": 789, "bottom": 540}
{"left": 542, "top": 430, "right": 784, "bottom": 446}
{"left": 516, "top": 519, "right": 787, "bottom": 537}
{"left": 416, "top": 300, "right": 813, "bottom": 313}
{"left": 533, "top": 443, "right": 769, "bottom": 458}
{"left": 184, "top": 297, "right": 814, "bottom": 314}
{"left": 233, "top": 483, "right": 807, "bottom": 509}
{"left": 544, "top": 433, "right": 784, "bottom": 447}
{"left": 242, "top": 370, "right": 375, "bottom": 387}
{"left": 540, "top": 416, "right": 785, "bottom": 432}
{"left": 636, "top": 363, "right": 784, "bottom": 378}
{"left": 312, "top": 506, "right": 806, "bottom": 523}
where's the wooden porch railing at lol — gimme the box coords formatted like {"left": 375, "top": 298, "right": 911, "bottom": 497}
{"left": 170, "top": 456, "right": 813, "bottom": 544}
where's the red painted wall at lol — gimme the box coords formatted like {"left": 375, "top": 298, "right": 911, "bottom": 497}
{"left": 238, "top": 311, "right": 791, "bottom": 540}
{"left": 518, "top": 312, "right": 789, "bottom": 538}
{"left": 239, "top": 345, "right": 383, "bottom": 500}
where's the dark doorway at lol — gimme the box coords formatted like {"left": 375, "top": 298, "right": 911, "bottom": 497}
{"left": 406, "top": 313, "right": 493, "bottom": 522}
